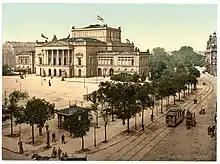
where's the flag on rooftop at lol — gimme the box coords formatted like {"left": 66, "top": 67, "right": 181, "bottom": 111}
{"left": 97, "top": 15, "right": 104, "bottom": 22}
{"left": 41, "top": 33, "right": 48, "bottom": 40}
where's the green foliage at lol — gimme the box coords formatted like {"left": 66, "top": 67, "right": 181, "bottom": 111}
{"left": 4, "top": 91, "right": 29, "bottom": 135}
{"left": 113, "top": 82, "right": 140, "bottom": 121}
{"left": 136, "top": 83, "right": 154, "bottom": 108}
{"left": 24, "top": 97, "right": 55, "bottom": 126}
{"left": 110, "top": 73, "right": 141, "bottom": 82}
{"left": 2, "top": 64, "right": 12, "bottom": 76}
{"left": 63, "top": 109, "right": 92, "bottom": 138}
{"left": 170, "top": 46, "right": 205, "bottom": 67}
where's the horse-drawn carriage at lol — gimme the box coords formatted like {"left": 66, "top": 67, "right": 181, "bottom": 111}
{"left": 185, "top": 110, "right": 196, "bottom": 129}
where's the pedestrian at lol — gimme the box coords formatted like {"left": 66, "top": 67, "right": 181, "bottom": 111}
{"left": 64, "top": 152, "right": 68, "bottom": 157}
{"left": 51, "top": 147, "right": 57, "bottom": 158}
{"left": 48, "top": 80, "right": 51, "bottom": 86}
{"left": 58, "top": 147, "right": 62, "bottom": 159}
{"left": 151, "top": 114, "right": 154, "bottom": 122}
{"left": 52, "top": 132, "right": 56, "bottom": 142}
{"left": 207, "top": 126, "right": 211, "bottom": 135}
{"left": 61, "top": 134, "right": 65, "bottom": 144}
{"left": 18, "top": 141, "right": 24, "bottom": 154}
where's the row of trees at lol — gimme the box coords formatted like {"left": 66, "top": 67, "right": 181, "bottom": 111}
{"left": 83, "top": 46, "right": 202, "bottom": 144}
{"left": 3, "top": 91, "right": 55, "bottom": 144}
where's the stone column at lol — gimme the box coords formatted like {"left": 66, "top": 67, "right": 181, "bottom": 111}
{"left": 51, "top": 50, "right": 54, "bottom": 65}
{"left": 46, "top": 50, "right": 49, "bottom": 65}
{"left": 62, "top": 50, "right": 65, "bottom": 65}
{"left": 56, "top": 50, "right": 59, "bottom": 65}
{"left": 67, "top": 50, "right": 70, "bottom": 65}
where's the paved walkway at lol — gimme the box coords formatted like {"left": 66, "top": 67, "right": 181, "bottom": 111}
{"left": 2, "top": 75, "right": 206, "bottom": 159}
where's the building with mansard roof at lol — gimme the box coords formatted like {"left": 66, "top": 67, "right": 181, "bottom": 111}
{"left": 205, "top": 32, "right": 217, "bottom": 77}
{"left": 35, "top": 24, "right": 149, "bottom": 78}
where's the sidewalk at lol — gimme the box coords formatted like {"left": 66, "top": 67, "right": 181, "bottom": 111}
{"left": 2, "top": 77, "right": 205, "bottom": 159}
{"left": 37, "top": 85, "right": 201, "bottom": 157}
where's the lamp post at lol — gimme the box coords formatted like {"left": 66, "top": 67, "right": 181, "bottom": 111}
{"left": 18, "top": 126, "right": 23, "bottom": 154}
{"left": 16, "top": 79, "right": 21, "bottom": 91}
{"left": 45, "top": 123, "right": 50, "bottom": 148}
{"left": 19, "top": 126, "right": 21, "bottom": 142}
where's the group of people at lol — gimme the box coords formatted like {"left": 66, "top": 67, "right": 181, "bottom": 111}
{"left": 51, "top": 147, "right": 68, "bottom": 159}
{"left": 51, "top": 133, "right": 66, "bottom": 144}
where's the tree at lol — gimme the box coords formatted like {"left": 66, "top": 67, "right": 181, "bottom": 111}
{"left": 86, "top": 91, "right": 99, "bottom": 127}
{"left": 24, "top": 97, "right": 55, "bottom": 144}
{"left": 2, "top": 64, "right": 12, "bottom": 76}
{"left": 5, "top": 91, "right": 29, "bottom": 136}
{"left": 136, "top": 83, "right": 154, "bottom": 131}
{"left": 63, "top": 109, "right": 92, "bottom": 150}
{"left": 114, "top": 82, "right": 140, "bottom": 133}
{"left": 100, "top": 107, "right": 110, "bottom": 142}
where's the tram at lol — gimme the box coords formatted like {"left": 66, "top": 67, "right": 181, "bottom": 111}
{"left": 166, "top": 108, "right": 184, "bottom": 127}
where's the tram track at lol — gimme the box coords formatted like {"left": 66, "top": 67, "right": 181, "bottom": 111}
{"left": 137, "top": 77, "right": 215, "bottom": 161}
{"left": 113, "top": 79, "right": 213, "bottom": 161}
{"left": 101, "top": 78, "right": 213, "bottom": 161}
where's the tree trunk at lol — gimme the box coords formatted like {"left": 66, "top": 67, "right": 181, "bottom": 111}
{"left": 161, "top": 98, "right": 163, "bottom": 113}
{"left": 111, "top": 103, "right": 115, "bottom": 122}
{"left": 141, "top": 108, "right": 144, "bottom": 131}
{"left": 173, "top": 95, "right": 176, "bottom": 105}
{"left": 188, "top": 85, "right": 190, "bottom": 95}
{"left": 81, "top": 135, "right": 84, "bottom": 150}
{"left": 32, "top": 124, "right": 35, "bottom": 144}
{"left": 96, "top": 111, "right": 99, "bottom": 128}
{"left": 178, "top": 92, "right": 181, "bottom": 101}
{"left": 127, "top": 118, "right": 130, "bottom": 133}
{"left": 93, "top": 126, "right": 96, "bottom": 146}
{"left": 191, "top": 84, "right": 193, "bottom": 93}
{"left": 39, "top": 125, "right": 43, "bottom": 136}
{"left": 104, "top": 124, "right": 107, "bottom": 142}
{"left": 10, "top": 113, "right": 13, "bottom": 136}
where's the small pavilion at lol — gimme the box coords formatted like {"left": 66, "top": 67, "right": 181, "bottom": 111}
{"left": 56, "top": 105, "right": 89, "bottom": 130}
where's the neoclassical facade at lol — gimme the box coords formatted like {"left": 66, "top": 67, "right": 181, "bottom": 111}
{"left": 35, "top": 24, "right": 149, "bottom": 78}
{"left": 15, "top": 51, "right": 35, "bottom": 74}
{"left": 205, "top": 32, "right": 217, "bottom": 77}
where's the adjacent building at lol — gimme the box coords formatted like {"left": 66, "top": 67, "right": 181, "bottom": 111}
{"left": 35, "top": 24, "right": 149, "bottom": 78}
{"left": 15, "top": 51, "right": 36, "bottom": 74}
{"left": 2, "top": 41, "right": 35, "bottom": 71}
{"left": 205, "top": 32, "right": 217, "bottom": 77}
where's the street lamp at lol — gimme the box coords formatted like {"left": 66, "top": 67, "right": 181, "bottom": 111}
{"left": 45, "top": 122, "right": 50, "bottom": 148}
{"left": 18, "top": 126, "right": 23, "bottom": 154}
{"left": 16, "top": 79, "right": 21, "bottom": 91}
{"left": 19, "top": 126, "right": 22, "bottom": 142}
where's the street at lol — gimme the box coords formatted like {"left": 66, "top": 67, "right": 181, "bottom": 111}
{"left": 87, "top": 74, "right": 217, "bottom": 161}
{"left": 2, "top": 148, "right": 30, "bottom": 160}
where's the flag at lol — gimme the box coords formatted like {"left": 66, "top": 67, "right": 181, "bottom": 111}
{"left": 66, "top": 34, "right": 70, "bottom": 39}
{"left": 97, "top": 15, "right": 104, "bottom": 22}
{"left": 41, "top": 33, "right": 48, "bottom": 40}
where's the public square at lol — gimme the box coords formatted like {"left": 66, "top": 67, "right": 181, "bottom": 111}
{"left": 2, "top": 72, "right": 217, "bottom": 160}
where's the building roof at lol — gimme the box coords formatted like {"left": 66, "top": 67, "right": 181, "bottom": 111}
{"left": 16, "top": 50, "right": 35, "bottom": 56}
{"left": 83, "top": 24, "right": 106, "bottom": 29}
{"left": 56, "top": 106, "right": 89, "bottom": 116}
{"left": 59, "top": 37, "right": 106, "bottom": 44}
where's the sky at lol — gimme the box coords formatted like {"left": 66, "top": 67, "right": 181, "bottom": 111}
{"left": 2, "top": 3, "right": 217, "bottom": 51}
